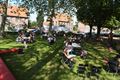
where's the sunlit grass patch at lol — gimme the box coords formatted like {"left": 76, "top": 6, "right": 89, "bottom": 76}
{"left": 0, "top": 35, "right": 120, "bottom": 80}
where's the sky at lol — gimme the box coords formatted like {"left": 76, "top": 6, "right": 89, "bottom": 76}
{"left": 30, "top": 13, "right": 37, "bottom": 22}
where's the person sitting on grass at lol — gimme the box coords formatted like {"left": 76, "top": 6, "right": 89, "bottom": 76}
{"left": 23, "top": 30, "right": 35, "bottom": 43}
{"left": 16, "top": 30, "right": 25, "bottom": 42}
{"left": 16, "top": 30, "right": 29, "bottom": 49}
{"left": 72, "top": 35, "right": 77, "bottom": 42}
{"left": 64, "top": 39, "right": 69, "bottom": 47}
{"left": 63, "top": 42, "right": 76, "bottom": 61}
{"left": 47, "top": 35, "right": 56, "bottom": 44}
{"left": 103, "top": 57, "right": 119, "bottom": 72}
{"left": 23, "top": 31, "right": 30, "bottom": 43}
{"left": 79, "top": 49, "right": 87, "bottom": 58}
{"left": 107, "top": 42, "right": 113, "bottom": 52}
{"left": 29, "top": 31, "right": 35, "bottom": 43}
{"left": 53, "top": 32, "right": 56, "bottom": 37}
{"left": 64, "top": 33, "right": 67, "bottom": 41}
{"left": 16, "top": 31, "right": 28, "bottom": 49}
{"left": 114, "top": 53, "right": 120, "bottom": 60}
{"left": 73, "top": 48, "right": 87, "bottom": 58}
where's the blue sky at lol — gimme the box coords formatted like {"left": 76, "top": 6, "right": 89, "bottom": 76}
{"left": 30, "top": 13, "right": 37, "bottom": 21}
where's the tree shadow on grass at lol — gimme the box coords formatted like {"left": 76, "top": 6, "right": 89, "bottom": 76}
{"left": 27, "top": 47, "right": 78, "bottom": 80}
{"left": 44, "top": 61, "right": 74, "bottom": 80}
{"left": 1, "top": 36, "right": 69, "bottom": 80}
{"left": 0, "top": 44, "right": 42, "bottom": 79}
{"left": 84, "top": 41, "right": 116, "bottom": 60}
{"left": 111, "top": 39, "right": 120, "bottom": 53}
{"left": 0, "top": 40, "right": 13, "bottom": 45}
{"left": 20, "top": 43, "right": 64, "bottom": 80}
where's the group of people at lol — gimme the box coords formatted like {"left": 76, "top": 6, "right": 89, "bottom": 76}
{"left": 63, "top": 34, "right": 87, "bottom": 63}
{"left": 47, "top": 35, "right": 56, "bottom": 44}
{"left": 41, "top": 31, "right": 56, "bottom": 44}
{"left": 16, "top": 30, "right": 35, "bottom": 43}
{"left": 63, "top": 33, "right": 120, "bottom": 74}
{"left": 16, "top": 30, "right": 35, "bottom": 48}
{"left": 103, "top": 53, "right": 120, "bottom": 73}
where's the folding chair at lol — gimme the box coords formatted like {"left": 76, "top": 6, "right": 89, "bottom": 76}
{"left": 77, "top": 64, "right": 86, "bottom": 74}
{"left": 60, "top": 53, "right": 74, "bottom": 69}
{"left": 90, "top": 66, "right": 101, "bottom": 77}
{"left": 60, "top": 53, "right": 70, "bottom": 64}
{"left": 91, "top": 66, "right": 101, "bottom": 73}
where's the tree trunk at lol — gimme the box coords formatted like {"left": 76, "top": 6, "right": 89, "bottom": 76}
{"left": 37, "top": 11, "right": 44, "bottom": 28}
{"left": 49, "top": 9, "right": 54, "bottom": 33}
{"left": 0, "top": 0, "right": 8, "bottom": 38}
{"left": 0, "top": 16, "right": 6, "bottom": 38}
{"left": 48, "top": 0, "right": 55, "bottom": 34}
{"left": 40, "top": 21, "right": 43, "bottom": 28}
{"left": 96, "top": 26, "right": 101, "bottom": 39}
{"left": 109, "top": 28, "right": 113, "bottom": 42}
{"left": 49, "top": 16, "right": 53, "bottom": 32}
{"left": 28, "top": 20, "right": 31, "bottom": 28}
{"left": 108, "top": 28, "right": 113, "bottom": 52}
{"left": 89, "top": 25, "right": 92, "bottom": 37}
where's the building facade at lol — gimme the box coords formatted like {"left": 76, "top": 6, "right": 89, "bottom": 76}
{"left": 78, "top": 22, "right": 90, "bottom": 33}
{"left": 43, "top": 13, "right": 73, "bottom": 30}
{"left": 78, "top": 22, "right": 110, "bottom": 34}
{"left": 0, "top": 5, "right": 29, "bottom": 32}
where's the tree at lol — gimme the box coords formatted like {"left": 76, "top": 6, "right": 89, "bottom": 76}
{"left": 105, "top": 16, "right": 120, "bottom": 41}
{"left": 0, "top": 0, "right": 8, "bottom": 38}
{"left": 104, "top": 0, "right": 120, "bottom": 41}
{"left": 21, "top": 0, "right": 74, "bottom": 32}
{"left": 31, "top": 21, "right": 37, "bottom": 28}
{"left": 28, "top": 20, "right": 31, "bottom": 28}
{"left": 0, "top": 0, "right": 25, "bottom": 38}
{"left": 36, "top": 10, "right": 44, "bottom": 27}
{"left": 75, "top": 0, "right": 95, "bottom": 37}
{"left": 73, "top": 0, "right": 120, "bottom": 38}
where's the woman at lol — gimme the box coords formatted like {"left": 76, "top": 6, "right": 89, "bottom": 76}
{"left": 64, "top": 42, "right": 76, "bottom": 61}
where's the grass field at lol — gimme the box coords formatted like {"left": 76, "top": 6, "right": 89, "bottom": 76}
{"left": 0, "top": 35, "right": 120, "bottom": 80}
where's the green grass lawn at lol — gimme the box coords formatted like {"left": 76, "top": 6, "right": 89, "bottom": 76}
{"left": 0, "top": 35, "right": 120, "bottom": 80}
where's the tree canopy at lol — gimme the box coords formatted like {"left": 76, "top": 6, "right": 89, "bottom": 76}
{"left": 105, "top": 16, "right": 120, "bottom": 29}
{"left": 21, "top": 0, "right": 75, "bottom": 31}
{"left": 0, "top": 0, "right": 8, "bottom": 38}
{"left": 72, "top": 0, "right": 120, "bottom": 37}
